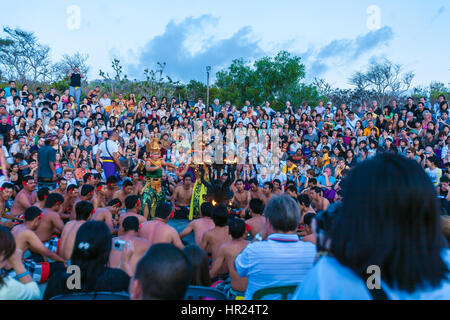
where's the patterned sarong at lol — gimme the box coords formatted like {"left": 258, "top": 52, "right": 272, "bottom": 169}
{"left": 189, "top": 180, "right": 207, "bottom": 220}
{"left": 212, "top": 278, "right": 245, "bottom": 300}
{"left": 44, "top": 236, "right": 60, "bottom": 254}
{"left": 141, "top": 179, "right": 166, "bottom": 219}
{"left": 8, "top": 259, "right": 50, "bottom": 284}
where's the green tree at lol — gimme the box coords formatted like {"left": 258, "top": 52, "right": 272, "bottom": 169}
{"left": 186, "top": 80, "right": 207, "bottom": 102}
{"left": 215, "top": 51, "right": 316, "bottom": 110}
{"left": 429, "top": 81, "right": 449, "bottom": 103}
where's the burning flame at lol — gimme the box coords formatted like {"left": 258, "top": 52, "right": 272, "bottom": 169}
{"left": 212, "top": 200, "right": 217, "bottom": 207}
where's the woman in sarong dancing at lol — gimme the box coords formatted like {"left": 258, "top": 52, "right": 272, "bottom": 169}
{"left": 141, "top": 138, "right": 176, "bottom": 220}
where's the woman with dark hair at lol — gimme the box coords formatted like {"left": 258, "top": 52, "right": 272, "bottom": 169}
{"left": 15, "top": 116, "right": 27, "bottom": 136}
{"left": 43, "top": 221, "right": 131, "bottom": 300}
{"left": 0, "top": 226, "right": 40, "bottom": 299}
{"left": 25, "top": 108, "right": 36, "bottom": 128}
{"left": 345, "top": 149, "right": 357, "bottom": 168}
{"left": 5, "top": 128, "right": 17, "bottom": 149}
{"left": 182, "top": 245, "right": 210, "bottom": 287}
{"left": 293, "top": 154, "right": 450, "bottom": 299}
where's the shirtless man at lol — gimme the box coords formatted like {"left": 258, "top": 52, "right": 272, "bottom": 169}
{"left": 131, "top": 172, "right": 143, "bottom": 197}
{"left": 59, "top": 201, "right": 93, "bottom": 261}
{"left": 35, "top": 193, "right": 65, "bottom": 244}
{"left": 297, "top": 193, "right": 316, "bottom": 225}
{"left": 310, "top": 186, "right": 330, "bottom": 212}
{"left": 261, "top": 182, "right": 274, "bottom": 205}
{"left": 139, "top": 202, "right": 184, "bottom": 249}
{"left": 171, "top": 173, "right": 193, "bottom": 219}
{"left": 83, "top": 172, "right": 96, "bottom": 186}
{"left": 118, "top": 195, "right": 146, "bottom": 234}
{"left": 210, "top": 218, "right": 249, "bottom": 298}
{"left": 35, "top": 188, "right": 50, "bottom": 210}
{"left": 245, "top": 199, "right": 265, "bottom": 239}
{"left": 300, "top": 212, "right": 316, "bottom": 245}
{"left": 201, "top": 204, "right": 231, "bottom": 274}
{"left": 92, "top": 198, "right": 122, "bottom": 234}
{"left": 52, "top": 178, "right": 68, "bottom": 196}
{"left": 0, "top": 183, "right": 21, "bottom": 227}
{"left": 286, "top": 185, "right": 298, "bottom": 198}
{"left": 272, "top": 179, "right": 284, "bottom": 195}
{"left": 92, "top": 182, "right": 108, "bottom": 209}
{"left": 62, "top": 184, "right": 78, "bottom": 221}
{"left": 231, "top": 179, "right": 250, "bottom": 219}
{"left": 109, "top": 216, "right": 151, "bottom": 274}
{"left": 70, "top": 184, "right": 95, "bottom": 220}
{"left": 113, "top": 180, "right": 135, "bottom": 209}
{"left": 11, "top": 206, "right": 65, "bottom": 283}
{"left": 10, "top": 176, "right": 37, "bottom": 218}
{"left": 105, "top": 176, "right": 119, "bottom": 204}
{"left": 179, "top": 202, "right": 215, "bottom": 245}
{"left": 248, "top": 178, "right": 264, "bottom": 202}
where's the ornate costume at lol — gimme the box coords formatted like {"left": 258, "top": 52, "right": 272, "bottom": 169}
{"left": 141, "top": 138, "right": 167, "bottom": 219}
{"left": 188, "top": 164, "right": 209, "bottom": 220}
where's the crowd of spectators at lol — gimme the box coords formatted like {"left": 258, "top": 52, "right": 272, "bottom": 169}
{"left": 0, "top": 74, "right": 449, "bottom": 301}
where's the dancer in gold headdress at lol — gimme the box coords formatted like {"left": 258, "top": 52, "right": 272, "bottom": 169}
{"left": 141, "top": 137, "right": 176, "bottom": 219}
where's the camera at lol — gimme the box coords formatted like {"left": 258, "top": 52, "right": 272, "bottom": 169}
{"left": 113, "top": 239, "right": 129, "bottom": 251}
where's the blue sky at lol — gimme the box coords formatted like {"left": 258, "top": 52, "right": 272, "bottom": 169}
{"left": 2, "top": 0, "right": 449, "bottom": 88}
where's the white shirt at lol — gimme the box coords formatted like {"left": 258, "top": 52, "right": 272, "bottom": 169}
{"left": 0, "top": 276, "right": 40, "bottom": 300}
{"left": 315, "top": 106, "right": 325, "bottom": 115}
{"left": 2, "top": 146, "right": 10, "bottom": 158}
{"left": 272, "top": 172, "right": 287, "bottom": 184}
{"left": 99, "top": 97, "right": 111, "bottom": 108}
{"left": 99, "top": 140, "right": 119, "bottom": 158}
{"left": 194, "top": 103, "right": 206, "bottom": 110}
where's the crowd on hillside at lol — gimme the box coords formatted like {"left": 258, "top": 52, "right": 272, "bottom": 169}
{"left": 0, "top": 71, "right": 449, "bottom": 301}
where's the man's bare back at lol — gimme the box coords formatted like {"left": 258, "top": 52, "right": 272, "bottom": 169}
{"left": 35, "top": 209, "right": 64, "bottom": 242}
{"left": 139, "top": 219, "right": 184, "bottom": 249}
{"left": 246, "top": 215, "right": 265, "bottom": 238}
{"left": 118, "top": 212, "right": 146, "bottom": 234}
{"left": 201, "top": 226, "right": 231, "bottom": 274}
{"left": 59, "top": 220, "right": 86, "bottom": 260}
{"left": 312, "top": 197, "right": 329, "bottom": 212}
{"left": 213, "top": 240, "right": 249, "bottom": 292}
{"left": 108, "top": 234, "right": 151, "bottom": 274}
{"left": 70, "top": 198, "right": 82, "bottom": 221}
{"left": 92, "top": 208, "right": 116, "bottom": 233}
{"left": 180, "top": 217, "right": 215, "bottom": 246}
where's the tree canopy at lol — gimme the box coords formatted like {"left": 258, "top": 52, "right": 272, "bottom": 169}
{"left": 215, "top": 51, "right": 320, "bottom": 110}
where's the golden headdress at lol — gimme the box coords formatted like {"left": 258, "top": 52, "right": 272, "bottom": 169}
{"left": 146, "top": 137, "right": 161, "bottom": 154}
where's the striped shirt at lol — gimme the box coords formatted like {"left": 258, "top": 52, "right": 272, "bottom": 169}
{"left": 235, "top": 233, "right": 317, "bottom": 300}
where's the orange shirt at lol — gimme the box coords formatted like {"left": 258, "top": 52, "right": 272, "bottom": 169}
{"left": 74, "top": 168, "right": 91, "bottom": 181}
{"left": 363, "top": 126, "right": 379, "bottom": 136}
